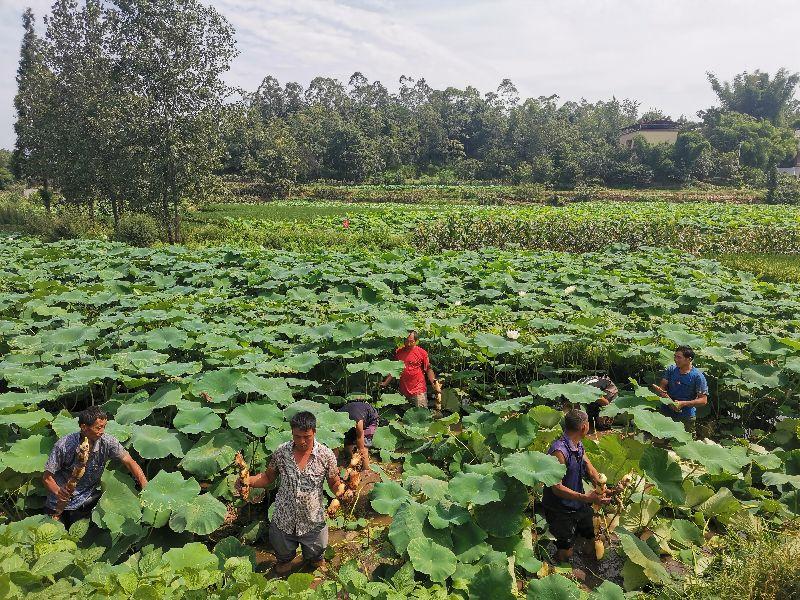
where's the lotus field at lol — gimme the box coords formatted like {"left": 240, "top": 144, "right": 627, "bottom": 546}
{"left": 1, "top": 234, "right": 800, "bottom": 598}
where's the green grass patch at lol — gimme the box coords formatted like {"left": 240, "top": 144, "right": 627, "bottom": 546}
{"left": 712, "top": 253, "right": 800, "bottom": 283}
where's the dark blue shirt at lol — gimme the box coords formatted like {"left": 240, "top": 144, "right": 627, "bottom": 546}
{"left": 660, "top": 365, "right": 709, "bottom": 419}
{"left": 542, "top": 434, "right": 586, "bottom": 510}
{"left": 44, "top": 432, "right": 126, "bottom": 511}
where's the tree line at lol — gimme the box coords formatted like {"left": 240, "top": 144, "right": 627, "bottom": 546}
{"left": 10, "top": 1, "right": 800, "bottom": 241}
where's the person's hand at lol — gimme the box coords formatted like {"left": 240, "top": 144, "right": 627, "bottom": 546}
{"left": 585, "top": 490, "right": 612, "bottom": 505}
{"left": 671, "top": 401, "right": 684, "bottom": 413}
{"left": 56, "top": 486, "right": 71, "bottom": 502}
{"left": 379, "top": 380, "right": 388, "bottom": 388}
{"left": 361, "top": 452, "right": 371, "bottom": 472}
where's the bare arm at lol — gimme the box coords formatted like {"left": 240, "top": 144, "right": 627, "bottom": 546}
{"left": 354, "top": 420, "right": 370, "bottom": 469}
{"left": 380, "top": 374, "right": 393, "bottom": 387}
{"left": 676, "top": 392, "right": 708, "bottom": 409}
{"left": 248, "top": 464, "right": 278, "bottom": 488}
{"left": 43, "top": 471, "right": 70, "bottom": 502}
{"left": 426, "top": 367, "right": 438, "bottom": 386}
{"left": 120, "top": 453, "right": 148, "bottom": 488}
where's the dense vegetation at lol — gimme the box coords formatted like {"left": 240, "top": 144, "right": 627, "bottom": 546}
{"left": 1, "top": 236, "right": 799, "bottom": 597}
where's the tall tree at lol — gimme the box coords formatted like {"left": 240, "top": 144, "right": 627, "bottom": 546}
{"left": 707, "top": 69, "right": 800, "bottom": 126}
{"left": 111, "top": 0, "right": 238, "bottom": 242}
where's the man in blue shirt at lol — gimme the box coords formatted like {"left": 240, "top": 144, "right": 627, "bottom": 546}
{"left": 652, "top": 345, "right": 709, "bottom": 432}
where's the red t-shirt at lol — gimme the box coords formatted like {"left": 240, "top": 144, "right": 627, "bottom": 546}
{"left": 395, "top": 345, "right": 430, "bottom": 397}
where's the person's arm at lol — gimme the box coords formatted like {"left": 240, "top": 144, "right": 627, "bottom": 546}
{"left": 675, "top": 392, "right": 708, "bottom": 410}
{"left": 42, "top": 471, "right": 71, "bottom": 503}
{"left": 380, "top": 374, "right": 393, "bottom": 387}
{"left": 120, "top": 453, "right": 148, "bottom": 489}
{"left": 652, "top": 377, "right": 671, "bottom": 398}
{"left": 326, "top": 455, "right": 352, "bottom": 500}
{"left": 598, "top": 383, "right": 618, "bottom": 406}
{"left": 548, "top": 451, "right": 609, "bottom": 505}
{"left": 426, "top": 367, "right": 438, "bottom": 386}
{"left": 248, "top": 464, "right": 278, "bottom": 488}
{"left": 354, "top": 420, "right": 370, "bottom": 470}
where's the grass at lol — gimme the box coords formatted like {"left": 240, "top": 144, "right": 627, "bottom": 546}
{"left": 190, "top": 202, "right": 401, "bottom": 223}
{"left": 649, "top": 516, "right": 800, "bottom": 600}
{"left": 712, "top": 253, "right": 800, "bottom": 283}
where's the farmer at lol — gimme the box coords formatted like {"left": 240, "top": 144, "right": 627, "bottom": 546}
{"left": 42, "top": 406, "right": 148, "bottom": 527}
{"left": 380, "top": 330, "right": 441, "bottom": 410}
{"left": 337, "top": 400, "right": 379, "bottom": 471}
{"left": 576, "top": 375, "right": 618, "bottom": 432}
{"left": 651, "top": 345, "right": 708, "bottom": 433}
{"left": 243, "top": 411, "right": 351, "bottom": 575}
{"left": 541, "top": 409, "right": 611, "bottom": 564}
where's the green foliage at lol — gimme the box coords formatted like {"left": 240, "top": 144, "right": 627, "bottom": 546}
{"left": 113, "top": 213, "right": 162, "bottom": 247}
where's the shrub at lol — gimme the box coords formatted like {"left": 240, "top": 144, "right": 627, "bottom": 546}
{"left": 767, "top": 174, "right": 800, "bottom": 205}
{"left": 45, "top": 207, "right": 109, "bottom": 241}
{"left": 113, "top": 212, "right": 163, "bottom": 247}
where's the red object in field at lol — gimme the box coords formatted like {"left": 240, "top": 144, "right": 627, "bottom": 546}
{"left": 342, "top": 218, "right": 350, "bottom": 229}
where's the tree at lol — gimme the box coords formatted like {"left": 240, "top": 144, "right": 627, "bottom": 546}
{"left": 12, "top": 7, "right": 55, "bottom": 209}
{"left": 703, "top": 110, "right": 797, "bottom": 171}
{"left": 707, "top": 69, "right": 800, "bottom": 126}
{"left": 111, "top": 0, "right": 238, "bottom": 242}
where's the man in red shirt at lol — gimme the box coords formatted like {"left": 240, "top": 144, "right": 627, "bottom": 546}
{"left": 380, "top": 330, "right": 440, "bottom": 409}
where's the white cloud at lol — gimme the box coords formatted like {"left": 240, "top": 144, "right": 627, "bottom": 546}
{"left": 0, "top": 0, "right": 797, "bottom": 149}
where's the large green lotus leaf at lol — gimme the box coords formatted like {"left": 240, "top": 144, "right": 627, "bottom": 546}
{"left": 3, "top": 434, "right": 55, "bottom": 472}
{"left": 621, "top": 559, "right": 648, "bottom": 592}
{"left": 283, "top": 399, "right": 330, "bottom": 420}
{"left": 150, "top": 383, "right": 183, "bottom": 409}
{"left": 227, "top": 402, "right": 284, "bottom": 437}
{"left": 762, "top": 472, "right": 800, "bottom": 488}
{"left": 600, "top": 393, "right": 659, "bottom": 418}
{"left": 406, "top": 538, "right": 456, "bottom": 583}
{"left": 659, "top": 323, "right": 704, "bottom": 348}
{"left": 58, "top": 365, "right": 118, "bottom": 390}
{"left": 631, "top": 409, "right": 691, "bottom": 443}
{"left": 427, "top": 501, "right": 471, "bottom": 529}
{"left": 332, "top": 321, "right": 370, "bottom": 342}
{"left": 169, "top": 493, "right": 226, "bottom": 535}
{"left": 190, "top": 368, "right": 243, "bottom": 402}
{"left": 670, "top": 519, "right": 703, "bottom": 547}
{"left": 526, "top": 574, "right": 581, "bottom": 600}
{"left": 111, "top": 349, "right": 170, "bottom": 371}
{"left": 529, "top": 405, "right": 562, "bottom": 428}
{"left": 38, "top": 324, "right": 100, "bottom": 351}
{"left": 140, "top": 470, "right": 200, "bottom": 514}
{"left": 0, "top": 409, "right": 52, "bottom": 428}
{"left": 105, "top": 420, "right": 131, "bottom": 444}
{"left": 496, "top": 414, "right": 538, "bottom": 449}
{"left": 94, "top": 470, "right": 142, "bottom": 529}
{"left": 346, "top": 359, "right": 404, "bottom": 377}
{"left": 6, "top": 365, "right": 62, "bottom": 388}
{"left": 214, "top": 536, "right": 256, "bottom": 567}
{"left": 674, "top": 440, "right": 750, "bottom": 475}
{"left": 698, "top": 487, "right": 741, "bottom": 524}
{"left": 640, "top": 446, "right": 685, "bottom": 504}
{"left": 535, "top": 382, "right": 603, "bottom": 405}
{"left": 371, "top": 314, "right": 412, "bottom": 337}
{"left": 737, "top": 365, "right": 782, "bottom": 389}
{"left": 503, "top": 451, "right": 566, "bottom": 487}
{"left": 483, "top": 396, "right": 534, "bottom": 415}
{"left": 173, "top": 407, "right": 222, "bottom": 435}
{"left": 475, "top": 476, "right": 529, "bottom": 537}
{"left": 405, "top": 475, "right": 448, "bottom": 501}
{"left": 473, "top": 333, "right": 521, "bottom": 356}
{"left": 468, "top": 562, "right": 515, "bottom": 600}
{"left": 180, "top": 430, "right": 246, "bottom": 479}
{"left": 371, "top": 424, "right": 401, "bottom": 451}
{"left": 142, "top": 327, "right": 190, "bottom": 351}
{"left": 130, "top": 425, "right": 184, "bottom": 459}
{"left": 618, "top": 530, "right": 672, "bottom": 587}
{"left": 370, "top": 481, "right": 411, "bottom": 515}
{"left": 163, "top": 542, "right": 218, "bottom": 571}
{"left": 387, "top": 501, "right": 430, "bottom": 555}
{"left": 620, "top": 494, "right": 661, "bottom": 533}
{"left": 452, "top": 520, "right": 489, "bottom": 563}
{"left": 447, "top": 472, "right": 507, "bottom": 506}
{"left": 279, "top": 352, "right": 320, "bottom": 373}
{"left": 585, "top": 434, "right": 644, "bottom": 484}
{"left": 115, "top": 400, "right": 159, "bottom": 425}
{"left": 0, "top": 391, "right": 52, "bottom": 411}
{"left": 237, "top": 374, "right": 294, "bottom": 405}
{"left": 683, "top": 479, "right": 715, "bottom": 508}
{"left": 588, "top": 580, "right": 626, "bottom": 600}
{"left": 50, "top": 411, "right": 79, "bottom": 439}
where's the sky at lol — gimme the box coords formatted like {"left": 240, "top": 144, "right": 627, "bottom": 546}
{"left": 0, "top": 0, "right": 797, "bottom": 149}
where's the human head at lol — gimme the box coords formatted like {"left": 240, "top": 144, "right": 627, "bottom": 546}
{"left": 674, "top": 346, "right": 695, "bottom": 369}
{"left": 78, "top": 406, "right": 108, "bottom": 442}
{"left": 564, "top": 409, "right": 589, "bottom": 438}
{"left": 290, "top": 411, "right": 316, "bottom": 451}
{"left": 404, "top": 330, "right": 419, "bottom": 348}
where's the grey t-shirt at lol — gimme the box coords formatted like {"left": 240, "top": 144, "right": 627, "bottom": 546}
{"left": 44, "top": 432, "right": 127, "bottom": 511}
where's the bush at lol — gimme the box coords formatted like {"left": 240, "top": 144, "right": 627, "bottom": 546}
{"left": 767, "top": 174, "right": 800, "bottom": 205}
{"left": 113, "top": 212, "right": 163, "bottom": 247}
{"left": 45, "top": 207, "right": 109, "bottom": 241}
